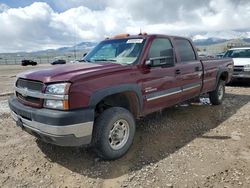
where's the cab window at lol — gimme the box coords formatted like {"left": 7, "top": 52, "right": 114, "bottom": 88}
{"left": 175, "top": 39, "right": 196, "bottom": 62}
{"left": 148, "top": 38, "right": 173, "bottom": 66}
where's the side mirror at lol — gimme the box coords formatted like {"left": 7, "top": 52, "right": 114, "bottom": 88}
{"left": 146, "top": 49, "right": 175, "bottom": 68}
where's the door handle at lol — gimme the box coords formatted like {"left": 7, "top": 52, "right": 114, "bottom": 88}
{"left": 175, "top": 69, "right": 181, "bottom": 75}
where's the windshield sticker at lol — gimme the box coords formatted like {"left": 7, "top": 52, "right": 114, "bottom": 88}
{"left": 126, "top": 39, "right": 143, "bottom": 44}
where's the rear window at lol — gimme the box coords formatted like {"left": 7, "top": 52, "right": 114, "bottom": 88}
{"left": 175, "top": 39, "right": 196, "bottom": 62}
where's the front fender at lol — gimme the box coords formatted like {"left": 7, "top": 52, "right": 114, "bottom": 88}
{"left": 89, "top": 84, "right": 143, "bottom": 110}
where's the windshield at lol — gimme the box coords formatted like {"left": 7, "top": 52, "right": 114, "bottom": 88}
{"left": 82, "top": 38, "right": 145, "bottom": 65}
{"left": 224, "top": 49, "right": 250, "bottom": 58}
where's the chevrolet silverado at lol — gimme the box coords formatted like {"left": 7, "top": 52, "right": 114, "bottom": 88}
{"left": 9, "top": 33, "right": 233, "bottom": 160}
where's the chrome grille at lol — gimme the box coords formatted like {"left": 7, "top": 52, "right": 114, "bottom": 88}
{"left": 16, "top": 78, "right": 43, "bottom": 107}
{"left": 16, "top": 78, "right": 43, "bottom": 92}
{"left": 234, "top": 66, "right": 244, "bottom": 72}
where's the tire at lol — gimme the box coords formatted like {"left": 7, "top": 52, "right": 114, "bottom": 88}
{"left": 209, "top": 80, "right": 225, "bottom": 105}
{"left": 92, "top": 107, "right": 136, "bottom": 160}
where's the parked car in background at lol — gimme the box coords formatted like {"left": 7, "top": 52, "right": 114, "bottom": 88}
{"left": 223, "top": 47, "right": 250, "bottom": 80}
{"left": 51, "top": 59, "right": 66, "bottom": 65}
{"left": 21, "top": 60, "right": 37, "bottom": 66}
{"left": 9, "top": 33, "right": 233, "bottom": 160}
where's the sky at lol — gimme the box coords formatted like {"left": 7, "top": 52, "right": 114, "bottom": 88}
{"left": 0, "top": 0, "right": 250, "bottom": 52}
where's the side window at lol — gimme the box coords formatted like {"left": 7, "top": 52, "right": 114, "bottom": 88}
{"left": 148, "top": 38, "right": 173, "bottom": 66}
{"left": 175, "top": 39, "right": 196, "bottom": 62}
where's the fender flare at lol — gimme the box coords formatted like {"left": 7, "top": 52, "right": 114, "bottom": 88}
{"left": 215, "top": 67, "right": 228, "bottom": 88}
{"left": 89, "top": 84, "right": 143, "bottom": 111}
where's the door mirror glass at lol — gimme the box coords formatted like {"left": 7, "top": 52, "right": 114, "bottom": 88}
{"left": 146, "top": 48, "right": 175, "bottom": 68}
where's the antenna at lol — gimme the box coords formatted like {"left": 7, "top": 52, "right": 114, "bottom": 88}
{"left": 73, "top": 23, "right": 77, "bottom": 60}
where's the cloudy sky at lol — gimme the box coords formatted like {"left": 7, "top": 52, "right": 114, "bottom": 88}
{"left": 0, "top": 0, "right": 250, "bottom": 52}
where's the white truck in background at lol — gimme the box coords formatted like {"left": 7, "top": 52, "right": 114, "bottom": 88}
{"left": 224, "top": 47, "right": 250, "bottom": 80}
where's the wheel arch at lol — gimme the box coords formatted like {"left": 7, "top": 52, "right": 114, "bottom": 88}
{"left": 216, "top": 68, "right": 229, "bottom": 86}
{"left": 89, "top": 84, "right": 143, "bottom": 118}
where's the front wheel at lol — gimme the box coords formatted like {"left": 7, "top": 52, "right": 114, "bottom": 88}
{"left": 209, "top": 80, "right": 225, "bottom": 105}
{"left": 92, "top": 107, "right": 135, "bottom": 160}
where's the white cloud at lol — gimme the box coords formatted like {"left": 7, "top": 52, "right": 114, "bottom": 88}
{"left": 0, "top": 3, "right": 9, "bottom": 12}
{"left": 0, "top": 2, "right": 135, "bottom": 52}
{"left": 0, "top": 0, "right": 250, "bottom": 52}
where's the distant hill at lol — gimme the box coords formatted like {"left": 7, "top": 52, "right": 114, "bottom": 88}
{"left": 32, "top": 42, "right": 97, "bottom": 54}
{"left": 191, "top": 30, "right": 250, "bottom": 46}
{"left": 193, "top": 38, "right": 228, "bottom": 46}
{"left": 195, "top": 38, "right": 250, "bottom": 55}
{"left": 243, "top": 38, "right": 250, "bottom": 43}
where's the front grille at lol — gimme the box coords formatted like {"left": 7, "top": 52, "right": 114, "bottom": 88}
{"left": 16, "top": 78, "right": 43, "bottom": 107}
{"left": 16, "top": 78, "right": 43, "bottom": 91}
{"left": 17, "top": 93, "right": 42, "bottom": 105}
{"left": 234, "top": 66, "right": 244, "bottom": 72}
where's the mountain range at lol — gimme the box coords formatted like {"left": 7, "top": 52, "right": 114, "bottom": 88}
{"left": 29, "top": 30, "right": 250, "bottom": 54}
{"left": 32, "top": 42, "right": 97, "bottom": 54}
{"left": 191, "top": 30, "right": 250, "bottom": 46}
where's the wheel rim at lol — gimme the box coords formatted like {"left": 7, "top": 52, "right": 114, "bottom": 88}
{"left": 108, "top": 119, "right": 130, "bottom": 150}
{"left": 218, "top": 84, "right": 224, "bottom": 101}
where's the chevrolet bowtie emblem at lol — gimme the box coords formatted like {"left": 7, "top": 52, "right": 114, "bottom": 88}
{"left": 22, "top": 87, "right": 28, "bottom": 97}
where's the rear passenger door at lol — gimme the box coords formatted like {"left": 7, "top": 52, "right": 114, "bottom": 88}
{"left": 174, "top": 38, "right": 203, "bottom": 101}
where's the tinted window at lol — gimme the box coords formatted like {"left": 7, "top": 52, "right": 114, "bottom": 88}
{"left": 148, "top": 38, "right": 173, "bottom": 65}
{"left": 175, "top": 39, "right": 196, "bottom": 62}
{"left": 224, "top": 49, "right": 250, "bottom": 58}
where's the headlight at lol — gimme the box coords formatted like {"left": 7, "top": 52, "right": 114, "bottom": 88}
{"left": 244, "top": 64, "right": 250, "bottom": 71}
{"left": 45, "top": 83, "right": 69, "bottom": 94}
{"left": 44, "top": 83, "right": 70, "bottom": 110}
{"left": 44, "top": 100, "right": 65, "bottom": 109}
{"left": 228, "top": 64, "right": 233, "bottom": 70}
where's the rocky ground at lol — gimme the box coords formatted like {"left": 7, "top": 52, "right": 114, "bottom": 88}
{"left": 0, "top": 65, "right": 250, "bottom": 188}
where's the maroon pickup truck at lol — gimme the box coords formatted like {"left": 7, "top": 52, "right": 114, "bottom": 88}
{"left": 8, "top": 34, "right": 233, "bottom": 160}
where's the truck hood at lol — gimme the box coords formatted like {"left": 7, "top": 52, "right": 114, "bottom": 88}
{"left": 17, "top": 62, "right": 125, "bottom": 83}
{"left": 232, "top": 58, "right": 250, "bottom": 66}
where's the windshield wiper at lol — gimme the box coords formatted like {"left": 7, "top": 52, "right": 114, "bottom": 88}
{"left": 93, "top": 59, "right": 117, "bottom": 62}
{"left": 78, "top": 59, "right": 91, "bottom": 62}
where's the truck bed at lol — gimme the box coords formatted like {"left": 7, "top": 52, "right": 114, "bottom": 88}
{"left": 201, "top": 58, "right": 233, "bottom": 94}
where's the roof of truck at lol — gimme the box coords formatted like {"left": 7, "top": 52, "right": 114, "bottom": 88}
{"left": 229, "top": 47, "right": 250, "bottom": 50}
{"left": 105, "top": 33, "right": 190, "bottom": 40}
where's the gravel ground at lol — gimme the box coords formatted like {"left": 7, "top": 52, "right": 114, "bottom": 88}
{"left": 0, "top": 65, "right": 250, "bottom": 188}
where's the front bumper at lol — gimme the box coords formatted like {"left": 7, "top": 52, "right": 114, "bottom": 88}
{"left": 233, "top": 71, "right": 250, "bottom": 79}
{"left": 8, "top": 96, "right": 94, "bottom": 146}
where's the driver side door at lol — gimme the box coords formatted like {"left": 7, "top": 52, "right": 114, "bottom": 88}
{"left": 141, "top": 37, "right": 182, "bottom": 114}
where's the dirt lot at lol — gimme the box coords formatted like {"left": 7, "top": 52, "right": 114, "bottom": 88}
{"left": 0, "top": 65, "right": 250, "bottom": 188}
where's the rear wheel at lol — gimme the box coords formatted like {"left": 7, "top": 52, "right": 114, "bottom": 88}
{"left": 92, "top": 107, "right": 135, "bottom": 160}
{"left": 209, "top": 80, "right": 225, "bottom": 105}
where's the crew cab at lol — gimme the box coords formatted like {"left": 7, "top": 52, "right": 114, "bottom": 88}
{"left": 223, "top": 47, "right": 250, "bottom": 80}
{"left": 8, "top": 34, "right": 233, "bottom": 160}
